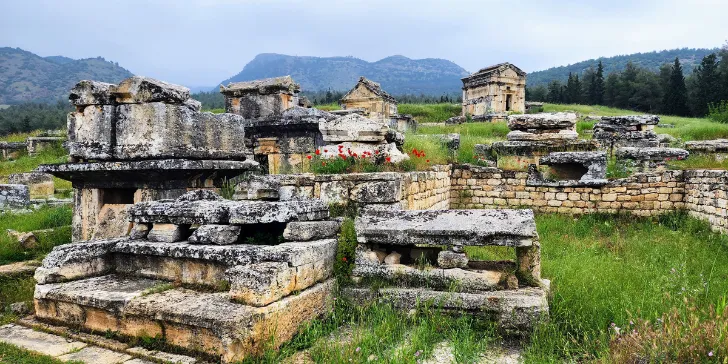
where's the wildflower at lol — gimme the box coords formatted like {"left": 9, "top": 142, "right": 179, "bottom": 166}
{"left": 426, "top": 159, "right": 430, "bottom": 163}
{"left": 375, "top": 150, "right": 380, "bottom": 154}
{"left": 709, "top": 351, "right": 714, "bottom": 357}
{"left": 355, "top": 347, "right": 361, "bottom": 353}
{"left": 414, "top": 350, "right": 421, "bottom": 357}
{"left": 386, "top": 156, "right": 391, "bottom": 163}
{"left": 324, "top": 149, "right": 328, "bottom": 153}
{"left": 321, "top": 162, "right": 326, "bottom": 166}
{"left": 342, "top": 257, "right": 347, "bottom": 262}
{"left": 306, "top": 155, "right": 312, "bottom": 160}
{"left": 315, "top": 149, "right": 320, "bottom": 155}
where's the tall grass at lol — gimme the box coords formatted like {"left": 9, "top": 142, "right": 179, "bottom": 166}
{"left": 0, "top": 206, "right": 72, "bottom": 265}
{"left": 398, "top": 103, "right": 462, "bottom": 123}
{"left": 524, "top": 212, "right": 728, "bottom": 362}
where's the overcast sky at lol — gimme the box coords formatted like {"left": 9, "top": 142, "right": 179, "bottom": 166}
{"left": 2, "top": 0, "right": 726, "bottom": 88}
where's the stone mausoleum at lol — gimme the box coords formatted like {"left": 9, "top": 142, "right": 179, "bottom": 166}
{"left": 462, "top": 62, "right": 526, "bottom": 120}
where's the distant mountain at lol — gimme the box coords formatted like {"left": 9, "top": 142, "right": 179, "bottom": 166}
{"left": 527, "top": 47, "right": 720, "bottom": 87}
{"left": 0, "top": 47, "right": 134, "bottom": 104}
{"left": 219, "top": 53, "right": 470, "bottom": 95}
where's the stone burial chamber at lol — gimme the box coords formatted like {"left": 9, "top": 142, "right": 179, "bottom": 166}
{"left": 527, "top": 151, "right": 608, "bottom": 187}
{"left": 39, "top": 76, "right": 259, "bottom": 242}
{"left": 485, "top": 112, "right": 597, "bottom": 170}
{"left": 345, "top": 209, "right": 549, "bottom": 334}
{"left": 33, "top": 190, "right": 339, "bottom": 363}
{"left": 593, "top": 115, "right": 660, "bottom": 149}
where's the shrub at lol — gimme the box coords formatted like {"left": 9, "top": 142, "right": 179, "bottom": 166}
{"left": 708, "top": 100, "right": 728, "bottom": 124}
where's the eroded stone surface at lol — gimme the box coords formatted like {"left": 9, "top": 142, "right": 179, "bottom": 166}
{"left": 685, "top": 139, "right": 728, "bottom": 152}
{"left": 319, "top": 114, "right": 388, "bottom": 143}
{"left": 507, "top": 112, "right": 577, "bottom": 131}
{"left": 615, "top": 147, "right": 689, "bottom": 161}
{"left": 353, "top": 263, "right": 514, "bottom": 292}
{"left": 437, "top": 250, "right": 469, "bottom": 268}
{"left": 283, "top": 221, "right": 340, "bottom": 241}
{"left": 35, "top": 239, "right": 120, "bottom": 284}
{"left": 69, "top": 80, "right": 115, "bottom": 106}
{"left": 57, "top": 345, "right": 133, "bottom": 363}
{"left": 147, "top": 223, "right": 189, "bottom": 243}
{"left": 0, "top": 324, "right": 87, "bottom": 357}
{"left": 188, "top": 224, "right": 241, "bottom": 245}
{"left": 356, "top": 209, "right": 537, "bottom": 247}
{"left": 113, "top": 76, "right": 190, "bottom": 104}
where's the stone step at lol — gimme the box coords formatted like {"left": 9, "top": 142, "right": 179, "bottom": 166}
{"left": 34, "top": 274, "right": 335, "bottom": 363}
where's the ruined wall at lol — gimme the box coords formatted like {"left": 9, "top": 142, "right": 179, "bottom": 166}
{"left": 450, "top": 165, "right": 728, "bottom": 233}
{"left": 238, "top": 166, "right": 450, "bottom": 211}
{"left": 450, "top": 165, "right": 685, "bottom": 216}
{"left": 684, "top": 170, "right": 728, "bottom": 233}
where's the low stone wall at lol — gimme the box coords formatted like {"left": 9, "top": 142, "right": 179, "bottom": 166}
{"left": 684, "top": 170, "right": 728, "bottom": 233}
{"left": 237, "top": 165, "right": 451, "bottom": 211}
{"left": 450, "top": 164, "right": 728, "bottom": 233}
{"left": 8, "top": 172, "right": 54, "bottom": 199}
{"left": 0, "top": 184, "right": 30, "bottom": 208}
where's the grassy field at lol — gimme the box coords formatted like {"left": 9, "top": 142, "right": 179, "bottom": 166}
{"left": 0, "top": 206, "right": 72, "bottom": 265}
{"left": 0, "top": 142, "right": 71, "bottom": 191}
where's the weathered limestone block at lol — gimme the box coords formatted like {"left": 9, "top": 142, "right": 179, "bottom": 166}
{"left": 506, "top": 130, "right": 578, "bottom": 141}
{"left": 114, "top": 102, "right": 248, "bottom": 160}
{"left": 529, "top": 151, "right": 608, "bottom": 186}
{"left": 516, "top": 241, "right": 541, "bottom": 283}
{"left": 69, "top": 80, "right": 115, "bottom": 106}
{"left": 355, "top": 209, "right": 537, "bottom": 247}
{"left": 129, "top": 223, "right": 151, "bottom": 239}
{"left": 445, "top": 115, "right": 466, "bottom": 124}
{"left": 384, "top": 251, "right": 401, "bottom": 265}
{"left": 113, "top": 76, "right": 190, "bottom": 104}
{"left": 319, "top": 114, "right": 388, "bottom": 142}
{"left": 0, "top": 141, "right": 27, "bottom": 160}
{"left": 0, "top": 184, "right": 30, "bottom": 208}
{"left": 346, "top": 285, "right": 549, "bottom": 333}
{"left": 147, "top": 223, "right": 189, "bottom": 243}
{"left": 64, "top": 103, "right": 114, "bottom": 158}
{"left": 8, "top": 172, "right": 54, "bottom": 198}
{"left": 283, "top": 221, "right": 340, "bottom": 241}
{"left": 507, "top": 112, "right": 577, "bottom": 131}
{"left": 6, "top": 229, "right": 38, "bottom": 249}
{"left": 352, "top": 262, "right": 514, "bottom": 292}
{"left": 34, "top": 239, "right": 121, "bottom": 284}
{"left": 228, "top": 199, "right": 329, "bottom": 224}
{"left": 598, "top": 115, "right": 660, "bottom": 127}
{"left": 188, "top": 225, "right": 241, "bottom": 245}
{"left": 92, "top": 204, "right": 132, "bottom": 240}
{"left": 385, "top": 129, "right": 405, "bottom": 147}
{"left": 318, "top": 142, "right": 409, "bottom": 164}
{"left": 350, "top": 180, "right": 402, "bottom": 203}
{"left": 437, "top": 250, "right": 469, "bottom": 268}
{"left": 615, "top": 147, "right": 689, "bottom": 162}
{"left": 227, "top": 262, "right": 295, "bottom": 306}
{"left": 685, "top": 139, "right": 728, "bottom": 153}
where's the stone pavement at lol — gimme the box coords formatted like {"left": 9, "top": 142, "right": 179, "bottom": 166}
{"left": 0, "top": 323, "right": 198, "bottom": 364}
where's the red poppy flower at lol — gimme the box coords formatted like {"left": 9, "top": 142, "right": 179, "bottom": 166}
{"left": 386, "top": 156, "right": 392, "bottom": 162}
{"left": 315, "top": 149, "right": 320, "bottom": 155}
{"left": 375, "top": 150, "right": 380, "bottom": 154}
{"left": 324, "top": 149, "right": 328, "bottom": 153}
{"left": 426, "top": 159, "right": 430, "bottom": 163}
{"left": 307, "top": 155, "right": 312, "bottom": 160}
{"left": 342, "top": 257, "right": 347, "bottom": 262}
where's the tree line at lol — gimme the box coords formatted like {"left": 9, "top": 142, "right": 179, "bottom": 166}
{"left": 527, "top": 44, "right": 728, "bottom": 118}
{"left": 0, "top": 100, "right": 71, "bottom": 135}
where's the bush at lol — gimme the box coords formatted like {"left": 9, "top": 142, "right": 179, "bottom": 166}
{"left": 334, "top": 219, "right": 357, "bottom": 284}
{"left": 708, "top": 100, "right": 728, "bottom": 124}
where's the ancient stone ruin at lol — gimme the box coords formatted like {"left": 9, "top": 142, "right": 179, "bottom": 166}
{"left": 33, "top": 190, "right": 337, "bottom": 363}
{"left": 347, "top": 209, "right": 548, "bottom": 333}
{"left": 616, "top": 147, "right": 689, "bottom": 172}
{"left": 40, "top": 76, "right": 257, "bottom": 242}
{"left": 336, "top": 77, "right": 416, "bottom": 132}
{"left": 685, "top": 139, "right": 728, "bottom": 161}
{"left": 593, "top": 115, "right": 660, "bottom": 149}
{"left": 485, "top": 112, "right": 596, "bottom": 169}
{"left": 461, "top": 63, "right": 526, "bottom": 120}
{"left": 528, "top": 151, "right": 608, "bottom": 187}
{"left": 219, "top": 75, "right": 303, "bottom": 119}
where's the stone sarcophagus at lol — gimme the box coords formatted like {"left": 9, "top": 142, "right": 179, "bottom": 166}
{"left": 33, "top": 190, "right": 338, "bottom": 363}
{"left": 68, "top": 77, "right": 249, "bottom": 161}
{"left": 346, "top": 209, "right": 549, "bottom": 333}
{"left": 593, "top": 115, "right": 660, "bottom": 149}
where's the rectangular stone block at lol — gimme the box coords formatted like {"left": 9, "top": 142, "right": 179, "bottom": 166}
{"left": 67, "top": 104, "right": 115, "bottom": 160}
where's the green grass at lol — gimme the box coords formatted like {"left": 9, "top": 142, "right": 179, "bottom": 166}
{"left": 0, "top": 206, "right": 72, "bottom": 265}
{"left": 398, "top": 103, "right": 462, "bottom": 123}
{"left": 521, "top": 212, "right": 728, "bottom": 362}
{"left": 410, "top": 122, "right": 508, "bottom": 165}
{"left": 0, "top": 275, "right": 35, "bottom": 324}
{"left": 0, "top": 131, "right": 42, "bottom": 143}
{"left": 0, "top": 341, "right": 83, "bottom": 364}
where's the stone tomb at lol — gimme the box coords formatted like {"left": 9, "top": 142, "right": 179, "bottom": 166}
{"left": 346, "top": 209, "right": 549, "bottom": 333}
{"left": 486, "top": 113, "right": 596, "bottom": 169}
{"left": 33, "top": 190, "right": 338, "bottom": 363}
{"left": 593, "top": 115, "right": 660, "bottom": 149}
{"left": 615, "top": 147, "right": 689, "bottom": 172}
{"left": 8, "top": 172, "right": 55, "bottom": 199}
{"left": 527, "top": 151, "right": 608, "bottom": 187}
{"left": 685, "top": 139, "right": 728, "bottom": 161}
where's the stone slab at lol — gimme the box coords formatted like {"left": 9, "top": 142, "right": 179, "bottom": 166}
{"left": 0, "top": 260, "right": 40, "bottom": 277}
{"left": 34, "top": 239, "right": 121, "bottom": 284}
{"left": 319, "top": 114, "right": 389, "bottom": 142}
{"left": 507, "top": 112, "right": 577, "bottom": 130}
{"left": 615, "top": 147, "right": 689, "bottom": 161}
{"left": 0, "top": 324, "right": 87, "bottom": 357}
{"left": 355, "top": 209, "right": 537, "bottom": 247}
{"left": 685, "top": 139, "right": 728, "bottom": 153}
{"left": 57, "top": 345, "right": 133, "bottom": 363}
{"left": 283, "top": 220, "right": 340, "bottom": 241}
{"left": 343, "top": 285, "right": 549, "bottom": 333}
{"left": 113, "top": 76, "right": 190, "bottom": 104}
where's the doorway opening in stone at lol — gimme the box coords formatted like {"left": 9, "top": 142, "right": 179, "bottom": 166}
{"left": 506, "top": 94, "right": 512, "bottom": 111}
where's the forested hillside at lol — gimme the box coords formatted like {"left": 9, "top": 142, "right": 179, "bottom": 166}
{"left": 527, "top": 48, "right": 718, "bottom": 87}
{"left": 0, "top": 47, "right": 133, "bottom": 104}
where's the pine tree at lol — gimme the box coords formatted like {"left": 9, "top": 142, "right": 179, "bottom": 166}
{"left": 604, "top": 73, "right": 620, "bottom": 106}
{"left": 692, "top": 53, "right": 721, "bottom": 116}
{"left": 718, "top": 43, "right": 728, "bottom": 102}
{"left": 662, "top": 57, "right": 691, "bottom": 116}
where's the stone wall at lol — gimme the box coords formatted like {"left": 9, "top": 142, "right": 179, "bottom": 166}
{"left": 235, "top": 165, "right": 451, "bottom": 211}
{"left": 450, "top": 164, "right": 728, "bottom": 233}
{"left": 0, "top": 184, "right": 30, "bottom": 208}
{"left": 684, "top": 170, "right": 728, "bottom": 233}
